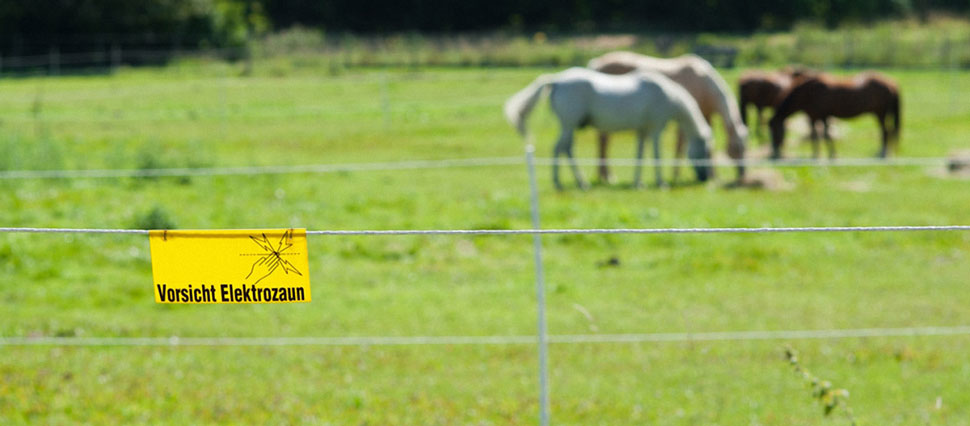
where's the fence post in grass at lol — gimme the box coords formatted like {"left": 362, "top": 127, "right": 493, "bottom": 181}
{"left": 524, "top": 142, "right": 550, "bottom": 426}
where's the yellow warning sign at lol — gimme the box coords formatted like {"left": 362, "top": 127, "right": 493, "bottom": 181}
{"left": 149, "top": 229, "right": 311, "bottom": 303}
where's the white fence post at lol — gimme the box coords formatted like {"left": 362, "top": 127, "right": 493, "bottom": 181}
{"left": 525, "top": 143, "right": 550, "bottom": 426}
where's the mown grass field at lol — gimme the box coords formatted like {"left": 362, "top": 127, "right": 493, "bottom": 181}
{"left": 1, "top": 61, "right": 970, "bottom": 424}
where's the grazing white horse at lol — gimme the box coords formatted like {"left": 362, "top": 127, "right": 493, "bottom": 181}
{"left": 588, "top": 51, "right": 748, "bottom": 181}
{"left": 504, "top": 67, "right": 713, "bottom": 190}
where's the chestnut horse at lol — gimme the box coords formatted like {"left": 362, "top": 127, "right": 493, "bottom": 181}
{"left": 738, "top": 67, "right": 816, "bottom": 141}
{"left": 768, "top": 72, "right": 901, "bottom": 159}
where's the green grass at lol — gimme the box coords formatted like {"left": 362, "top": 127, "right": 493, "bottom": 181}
{"left": 1, "top": 62, "right": 970, "bottom": 424}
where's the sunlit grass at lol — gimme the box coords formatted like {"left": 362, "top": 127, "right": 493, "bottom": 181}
{"left": 0, "top": 63, "right": 969, "bottom": 424}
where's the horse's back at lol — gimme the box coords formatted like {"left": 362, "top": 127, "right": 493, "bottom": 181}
{"left": 551, "top": 67, "right": 644, "bottom": 100}
{"left": 588, "top": 51, "right": 727, "bottom": 109}
{"left": 590, "top": 73, "right": 670, "bottom": 131}
{"left": 791, "top": 72, "right": 898, "bottom": 118}
{"left": 823, "top": 72, "right": 898, "bottom": 101}
{"left": 740, "top": 70, "right": 790, "bottom": 88}
{"left": 739, "top": 71, "right": 790, "bottom": 106}
{"left": 546, "top": 68, "right": 650, "bottom": 128}
{"left": 588, "top": 51, "right": 650, "bottom": 74}
{"left": 589, "top": 51, "right": 708, "bottom": 77}
{"left": 549, "top": 68, "right": 683, "bottom": 131}
{"left": 856, "top": 72, "right": 899, "bottom": 96}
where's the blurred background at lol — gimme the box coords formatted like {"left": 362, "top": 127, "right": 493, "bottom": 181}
{"left": 5, "top": 0, "right": 970, "bottom": 72}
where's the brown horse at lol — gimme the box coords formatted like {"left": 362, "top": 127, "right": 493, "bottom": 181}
{"left": 738, "top": 67, "right": 816, "bottom": 141}
{"left": 768, "top": 72, "right": 901, "bottom": 159}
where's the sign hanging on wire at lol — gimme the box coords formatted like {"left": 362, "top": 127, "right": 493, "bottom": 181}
{"left": 149, "top": 228, "right": 311, "bottom": 304}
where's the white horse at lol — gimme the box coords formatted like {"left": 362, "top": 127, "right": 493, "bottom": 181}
{"left": 588, "top": 51, "right": 748, "bottom": 182}
{"left": 504, "top": 67, "right": 713, "bottom": 190}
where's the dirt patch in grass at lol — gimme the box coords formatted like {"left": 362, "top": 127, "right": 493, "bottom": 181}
{"left": 725, "top": 168, "right": 794, "bottom": 191}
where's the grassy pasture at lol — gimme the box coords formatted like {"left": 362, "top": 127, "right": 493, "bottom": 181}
{"left": 1, "top": 62, "right": 970, "bottom": 424}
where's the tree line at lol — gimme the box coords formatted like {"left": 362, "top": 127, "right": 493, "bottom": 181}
{"left": 2, "top": 0, "right": 969, "bottom": 57}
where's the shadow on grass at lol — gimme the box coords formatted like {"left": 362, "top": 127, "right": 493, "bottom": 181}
{"left": 582, "top": 178, "right": 710, "bottom": 191}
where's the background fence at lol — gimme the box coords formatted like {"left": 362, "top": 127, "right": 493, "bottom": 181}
{"left": 8, "top": 27, "right": 970, "bottom": 77}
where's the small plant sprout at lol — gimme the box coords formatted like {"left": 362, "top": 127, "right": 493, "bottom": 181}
{"left": 784, "top": 346, "right": 856, "bottom": 425}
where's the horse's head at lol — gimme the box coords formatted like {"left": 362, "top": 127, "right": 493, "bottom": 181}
{"left": 784, "top": 65, "right": 818, "bottom": 83}
{"left": 728, "top": 124, "right": 748, "bottom": 179}
{"left": 687, "top": 133, "right": 714, "bottom": 182}
{"left": 767, "top": 77, "right": 819, "bottom": 160}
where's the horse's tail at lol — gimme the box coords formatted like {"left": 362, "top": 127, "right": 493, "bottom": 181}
{"left": 504, "top": 74, "right": 554, "bottom": 137}
{"left": 891, "top": 91, "right": 901, "bottom": 147}
{"left": 738, "top": 88, "right": 749, "bottom": 126}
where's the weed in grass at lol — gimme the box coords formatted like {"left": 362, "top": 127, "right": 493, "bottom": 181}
{"left": 131, "top": 205, "right": 177, "bottom": 230}
{"left": 135, "top": 146, "right": 166, "bottom": 181}
{"left": 785, "top": 346, "right": 856, "bottom": 425}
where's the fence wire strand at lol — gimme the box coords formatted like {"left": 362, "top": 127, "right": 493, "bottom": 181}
{"left": 1, "top": 225, "right": 969, "bottom": 236}
{"left": 0, "top": 156, "right": 960, "bottom": 180}
{"left": 4, "top": 326, "right": 970, "bottom": 347}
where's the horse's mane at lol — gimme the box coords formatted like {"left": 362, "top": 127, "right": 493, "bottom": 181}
{"left": 588, "top": 51, "right": 705, "bottom": 76}
{"left": 856, "top": 72, "right": 900, "bottom": 92}
{"left": 682, "top": 55, "right": 747, "bottom": 141}
{"left": 771, "top": 77, "right": 824, "bottom": 122}
{"left": 806, "top": 72, "right": 897, "bottom": 92}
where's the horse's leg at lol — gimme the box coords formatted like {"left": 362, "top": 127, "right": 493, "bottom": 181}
{"left": 755, "top": 108, "right": 764, "bottom": 143}
{"left": 563, "top": 132, "right": 588, "bottom": 190}
{"left": 597, "top": 131, "right": 613, "bottom": 184}
{"left": 672, "top": 127, "right": 686, "bottom": 183}
{"left": 552, "top": 131, "right": 568, "bottom": 190}
{"left": 632, "top": 130, "right": 646, "bottom": 189}
{"left": 878, "top": 112, "right": 890, "bottom": 158}
{"left": 823, "top": 118, "right": 835, "bottom": 159}
{"left": 809, "top": 118, "right": 821, "bottom": 160}
{"left": 651, "top": 130, "right": 666, "bottom": 188}
{"left": 703, "top": 113, "right": 716, "bottom": 180}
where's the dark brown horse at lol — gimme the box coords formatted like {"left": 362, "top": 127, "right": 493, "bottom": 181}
{"left": 738, "top": 67, "right": 816, "bottom": 141}
{"left": 768, "top": 72, "right": 901, "bottom": 159}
